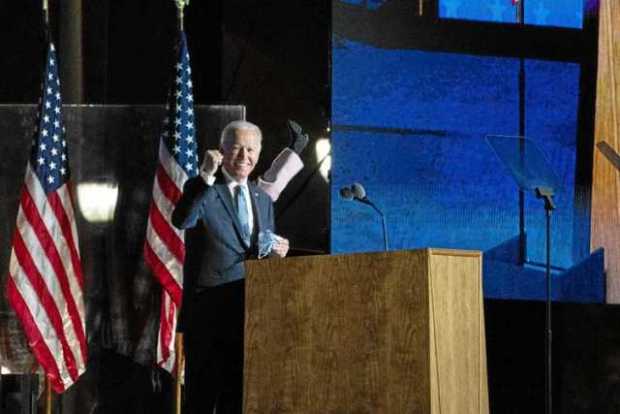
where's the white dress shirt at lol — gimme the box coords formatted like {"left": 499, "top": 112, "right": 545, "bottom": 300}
{"left": 220, "top": 167, "right": 254, "bottom": 236}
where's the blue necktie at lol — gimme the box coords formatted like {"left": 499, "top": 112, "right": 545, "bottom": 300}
{"left": 235, "top": 185, "right": 251, "bottom": 244}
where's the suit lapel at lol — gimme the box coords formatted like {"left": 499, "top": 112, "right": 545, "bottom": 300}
{"left": 213, "top": 181, "right": 249, "bottom": 248}
{"left": 249, "top": 182, "right": 264, "bottom": 237}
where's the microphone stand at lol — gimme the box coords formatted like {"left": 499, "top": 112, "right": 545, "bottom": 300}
{"left": 535, "top": 186, "right": 555, "bottom": 414}
{"left": 356, "top": 197, "right": 389, "bottom": 251}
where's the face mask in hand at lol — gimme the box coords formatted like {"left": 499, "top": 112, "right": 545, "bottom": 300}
{"left": 257, "top": 230, "right": 285, "bottom": 259}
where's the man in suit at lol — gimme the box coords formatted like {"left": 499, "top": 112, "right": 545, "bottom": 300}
{"left": 172, "top": 120, "right": 289, "bottom": 414}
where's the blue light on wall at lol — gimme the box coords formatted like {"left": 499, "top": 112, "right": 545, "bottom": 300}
{"left": 439, "top": 0, "right": 583, "bottom": 29}
{"left": 338, "top": 0, "right": 388, "bottom": 10}
{"left": 331, "top": 38, "right": 601, "bottom": 301}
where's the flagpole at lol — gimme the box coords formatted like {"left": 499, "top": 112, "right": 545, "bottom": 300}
{"left": 172, "top": 0, "right": 188, "bottom": 411}
{"left": 178, "top": 6, "right": 184, "bottom": 32}
{"left": 45, "top": 377, "right": 52, "bottom": 414}
{"left": 42, "top": 2, "right": 51, "bottom": 412}
{"left": 175, "top": 333, "right": 184, "bottom": 414}
{"left": 43, "top": 4, "right": 51, "bottom": 412}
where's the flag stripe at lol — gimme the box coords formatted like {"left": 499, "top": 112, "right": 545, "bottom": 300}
{"left": 146, "top": 223, "right": 184, "bottom": 287}
{"left": 47, "top": 190, "right": 87, "bottom": 362}
{"left": 159, "top": 291, "right": 174, "bottom": 364}
{"left": 159, "top": 139, "right": 189, "bottom": 188}
{"left": 49, "top": 190, "right": 85, "bottom": 289}
{"left": 62, "top": 185, "right": 81, "bottom": 259}
{"left": 19, "top": 183, "right": 87, "bottom": 364}
{"left": 157, "top": 292, "right": 178, "bottom": 372}
{"left": 8, "top": 255, "right": 70, "bottom": 384}
{"left": 148, "top": 200, "right": 185, "bottom": 263}
{"left": 6, "top": 276, "right": 66, "bottom": 393}
{"left": 144, "top": 241, "right": 183, "bottom": 305}
{"left": 156, "top": 164, "right": 183, "bottom": 205}
{"left": 152, "top": 172, "right": 184, "bottom": 241}
{"left": 10, "top": 230, "right": 78, "bottom": 382}
{"left": 24, "top": 165, "right": 85, "bottom": 308}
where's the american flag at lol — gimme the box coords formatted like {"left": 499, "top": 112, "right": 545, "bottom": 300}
{"left": 144, "top": 32, "right": 197, "bottom": 373}
{"left": 6, "top": 42, "right": 87, "bottom": 393}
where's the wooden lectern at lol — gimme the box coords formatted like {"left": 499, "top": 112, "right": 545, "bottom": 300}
{"left": 244, "top": 249, "right": 489, "bottom": 414}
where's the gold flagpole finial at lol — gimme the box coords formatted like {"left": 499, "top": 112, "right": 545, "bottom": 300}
{"left": 43, "top": 0, "right": 49, "bottom": 26}
{"left": 175, "top": 0, "right": 189, "bottom": 32}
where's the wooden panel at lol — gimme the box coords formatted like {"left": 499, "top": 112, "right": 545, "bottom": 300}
{"left": 428, "top": 250, "right": 487, "bottom": 414}
{"left": 244, "top": 251, "right": 431, "bottom": 414}
{"left": 244, "top": 249, "right": 488, "bottom": 413}
{"left": 592, "top": 0, "right": 620, "bottom": 303}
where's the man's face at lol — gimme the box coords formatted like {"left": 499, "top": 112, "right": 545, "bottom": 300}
{"left": 221, "top": 128, "right": 261, "bottom": 181}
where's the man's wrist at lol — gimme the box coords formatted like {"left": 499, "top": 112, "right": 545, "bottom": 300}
{"left": 200, "top": 170, "right": 216, "bottom": 186}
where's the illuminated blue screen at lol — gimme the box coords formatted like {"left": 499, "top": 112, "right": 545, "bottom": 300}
{"left": 339, "top": 0, "right": 584, "bottom": 29}
{"left": 331, "top": 37, "right": 603, "bottom": 301}
{"left": 439, "top": 0, "right": 583, "bottom": 29}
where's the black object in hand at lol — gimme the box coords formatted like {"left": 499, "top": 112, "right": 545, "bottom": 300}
{"left": 287, "top": 119, "right": 309, "bottom": 155}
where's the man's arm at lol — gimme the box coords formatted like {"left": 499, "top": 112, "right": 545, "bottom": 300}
{"left": 172, "top": 149, "right": 222, "bottom": 229}
{"left": 257, "top": 149, "right": 304, "bottom": 202}
{"left": 171, "top": 177, "right": 210, "bottom": 229}
{"left": 257, "top": 120, "right": 308, "bottom": 202}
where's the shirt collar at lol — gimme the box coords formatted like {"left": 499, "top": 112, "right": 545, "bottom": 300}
{"left": 222, "top": 166, "right": 248, "bottom": 187}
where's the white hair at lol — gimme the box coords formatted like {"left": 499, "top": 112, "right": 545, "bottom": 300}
{"left": 219, "top": 120, "right": 262, "bottom": 148}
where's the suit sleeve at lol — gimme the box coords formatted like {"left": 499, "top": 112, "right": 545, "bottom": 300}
{"left": 171, "top": 176, "right": 210, "bottom": 229}
{"left": 257, "top": 148, "right": 304, "bottom": 202}
{"left": 267, "top": 194, "right": 275, "bottom": 233}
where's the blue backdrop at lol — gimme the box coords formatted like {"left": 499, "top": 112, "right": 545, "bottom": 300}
{"left": 331, "top": 6, "right": 604, "bottom": 302}
{"left": 340, "top": 0, "right": 583, "bottom": 28}
{"left": 440, "top": 0, "right": 583, "bottom": 28}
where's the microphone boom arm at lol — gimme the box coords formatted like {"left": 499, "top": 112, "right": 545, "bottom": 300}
{"left": 359, "top": 197, "right": 389, "bottom": 251}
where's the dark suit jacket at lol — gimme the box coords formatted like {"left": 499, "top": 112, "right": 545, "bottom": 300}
{"left": 172, "top": 174, "right": 275, "bottom": 289}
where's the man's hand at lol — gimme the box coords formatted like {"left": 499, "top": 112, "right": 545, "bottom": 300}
{"left": 271, "top": 237, "right": 290, "bottom": 258}
{"left": 200, "top": 149, "right": 223, "bottom": 178}
{"left": 287, "top": 119, "right": 309, "bottom": 155}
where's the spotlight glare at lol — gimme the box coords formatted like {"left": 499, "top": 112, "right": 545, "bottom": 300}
{"left": 76, "top": 182, "right": 119, "bottom": 223}
{"left": 315, "top": 138, "right": 331, "bottom": 180}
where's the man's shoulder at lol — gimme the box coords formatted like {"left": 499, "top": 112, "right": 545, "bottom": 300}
{"left": 249, "top": 181, "right": 273, "bottom": 203}
{"left": 181, "top": 175, "right": 224, "bottom": 206}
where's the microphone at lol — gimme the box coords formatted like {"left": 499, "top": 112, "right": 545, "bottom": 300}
{"left": 351, "top": 182, "right": 368, "bottom": 201}
{"left": 339, "top": 182, "right": 370, "bottom": 204}
{"left": 339, "top": 186, "right": 354, "bottom": 200}
{"left": 339, "top": 182, "right": 389, "bottom": 251}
